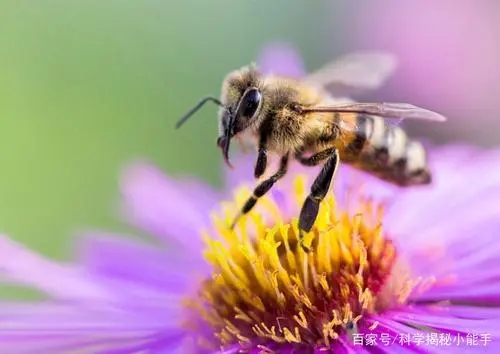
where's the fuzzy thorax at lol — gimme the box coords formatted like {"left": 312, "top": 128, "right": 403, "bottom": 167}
{"left": 185, "top": 175, "right": 417, "bottom": 352}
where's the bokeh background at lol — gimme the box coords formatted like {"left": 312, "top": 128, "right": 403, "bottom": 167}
{"left": 1, "top": 0, "right": 499, "bottom": 282}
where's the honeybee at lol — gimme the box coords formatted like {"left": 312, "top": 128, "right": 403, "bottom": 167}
{"left": 175, "top": 52, "right": 446, "bottom": 252}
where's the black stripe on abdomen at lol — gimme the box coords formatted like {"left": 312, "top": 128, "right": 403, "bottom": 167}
{"left": 343, "top": 114, "right": 372, "bottom": 161}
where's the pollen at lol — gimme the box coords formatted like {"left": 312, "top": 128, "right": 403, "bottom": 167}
{"left": 185, "top": 175, "right": 408, "bottom": 351}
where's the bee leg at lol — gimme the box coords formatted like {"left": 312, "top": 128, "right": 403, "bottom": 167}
{"left": 230, "top": 154, "right": 289, "bottom": 229}
{"left": 295, "top": 148, "right": 337, "bottom": 166}
{"left": 254, "top": 146, "right": 267, "bottom": 179}
{"left": 297, "top": 148, "right": 340, "bottom": 252}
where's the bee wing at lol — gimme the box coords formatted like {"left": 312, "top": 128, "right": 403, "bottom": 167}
{"left": 305, "top": 52, "right": 397, "bottom": 95}
{"left": 302, "top": 102, "right": 447, "bottom": 122}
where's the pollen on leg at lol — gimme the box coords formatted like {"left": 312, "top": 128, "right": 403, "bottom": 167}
{"left": 184, "top": 174, "right": 415, "bottom": 352}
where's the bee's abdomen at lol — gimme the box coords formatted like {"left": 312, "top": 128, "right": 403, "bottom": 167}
{"left": 344, "top": 115, "right": 431, "bottom": 186}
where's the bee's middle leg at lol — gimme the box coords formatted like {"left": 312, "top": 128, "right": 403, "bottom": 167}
{"left": 296, "top": 148, "right": 340, "bottom": 252}
{"left": 230, "top": 153, "right": 289, "bottom": 229}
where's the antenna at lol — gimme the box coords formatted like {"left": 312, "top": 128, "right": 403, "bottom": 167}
{"left": 175, "top": 96, "right": 223, "bottom": 129}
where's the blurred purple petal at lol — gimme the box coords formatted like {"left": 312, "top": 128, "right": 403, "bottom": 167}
{"left": 385, "top": 144, "right": 480, "bottom": 239}
{"left": 257, "top": 42, "right": 306, "bottom": 77}
{"left": 76, "top": 232, "right": 206, "bottom": 293}
{"left": 409, "top": 304, "right": 500, "bottom": 321}
{"left": 120, "top": 160, "right": 217, "bottom": 251}
{"left": 223, "top": 152, "right": 255, "bottom": 191}
{"left": 388, "top": 309, "right": 500, "bottom": 341}
{"left": 0, "top": 235, "right": 112, "bottom": 301}
{"left": 0, "top": 302, "right": 182, "bottom": 354}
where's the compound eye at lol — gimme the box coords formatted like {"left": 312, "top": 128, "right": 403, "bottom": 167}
{"left": 240, "top": 88, "right": 261, "bottom": 118}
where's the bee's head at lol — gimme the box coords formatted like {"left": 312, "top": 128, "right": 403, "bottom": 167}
{"left": 216, "top": 65, "right": 263, "bottom": 167}
{"left": 175, "top": 65, "right": 263, "bottom": 168}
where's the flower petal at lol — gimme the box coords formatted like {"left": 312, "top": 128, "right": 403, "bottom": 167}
{"left": 360, "top": 316, "right": 430, "bottom": 353}
{"left": 120, "top": 160, "right": 218, "bottom": 251}
{"left": 384, "top": 309, "right": 500, "bottom": 352}
{"left": 257, "top": 42, "right": 306, "bottom": 78}
{"left": 408, "top": 305, "right": 500, "bottom": 321}
{"left": 405, "top": 204, "right": 500, "bottom": 304}
{"left": 386, "top": 146, "right": 500, "bottom": 242}
{"left": 0, "top": 235, "right": 111, "bottom": 301}
{"left": 76, "top": 232, "right": 207, "bottom": 293}
{"left": 0, "top": 302, "right": 183, "bottom": 354}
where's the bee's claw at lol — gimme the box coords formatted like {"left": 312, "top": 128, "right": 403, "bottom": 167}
{"left": 299, "top": 230, "right": 311, "bottom": 253}
{"left": 229, "top": 214, "right": 240, "bottom": 230}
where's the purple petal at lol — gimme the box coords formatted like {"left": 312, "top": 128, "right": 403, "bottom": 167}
{"left": 387, "top": 146, "right": 498, "bottom": 227}
{"left": 92, "top": 332, "right": 189, "bottom": 354}
{"left": 382, "top": 309, "right": 500, "bottom": 352}
{"left": 384, "top": 145, "right": 480, "bottom": 237}
{"left": 407, "top": 150, "right": 500, "bottom": 238}
{"left": 386, "top": 147, "right": 500, "bottom": 270}
{"left": 416, "top": 284, "right": 500, "bottom": 305}
{"left": 0, "top": 235, "right": 112, "bottom": 301}
{"left": 257, "top": 42, "right": 306, "bottom": 78}
{"left": 401, "top": 193, "right": 500, "bottom": 264}
{"left": 384, "top": 151, "right": 500, "bottom": 304}
{"left": 407, "top": 305, "right": 500, "bottom": 321}
{"left": 387, "top": 308, "right": 499, "bottom": 335}
{"left": 360, "top": 316, "right": 430, "bottom": 353}
{"left": 120, "top": 160, "right": 218, "bottom": 251}
{"left": 0, "top": 302, "right": 183, "bottom": 353}
{"left": 76, "top": 232, "right": 207, "bottom": 294}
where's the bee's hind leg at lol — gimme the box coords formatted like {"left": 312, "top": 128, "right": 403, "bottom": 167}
{"left": 296, "top": 148, "right": 340, "bottom": 252}
{"left": 230, "top": 153, "right": 289, "bottom": 229}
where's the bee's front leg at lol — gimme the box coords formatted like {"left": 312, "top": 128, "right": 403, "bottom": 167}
{"left": 297, "top": 148, "right": 340, "bottom": 252}
{"left": 254, "top": 137, "right": 268, "bottom": 179}
{"left": 230, "top": 153, "right": 289, "bottom": 230}
{"left": 254, "top": 147, "right": 267, "bottom": 179}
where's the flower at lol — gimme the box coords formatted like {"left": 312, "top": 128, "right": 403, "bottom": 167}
{"left": 1, "top": 44, "right": 500, "bottom": 353}
{"left": 2, "top": 144, "right": 500, "bottom": 353}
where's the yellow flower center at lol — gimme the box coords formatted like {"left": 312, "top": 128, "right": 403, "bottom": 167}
{"left": 184, "top": 175, "right": 418, "bottom": 352}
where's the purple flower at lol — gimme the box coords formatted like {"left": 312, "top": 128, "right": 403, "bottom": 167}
{"left": 1, "top": 44, "right": 500, "bottom": 353}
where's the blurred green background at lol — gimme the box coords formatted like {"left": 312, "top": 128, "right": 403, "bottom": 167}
{"left": 2, "top": 0, "right": 500, "bottom": 276}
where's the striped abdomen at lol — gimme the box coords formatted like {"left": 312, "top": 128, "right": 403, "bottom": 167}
{"left": 340, "top": 114, "right": 431, "bottom": 186}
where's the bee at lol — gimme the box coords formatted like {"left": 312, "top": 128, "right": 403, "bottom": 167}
{"left": 175, "top": 51, "right": 446, "bottom": 252}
